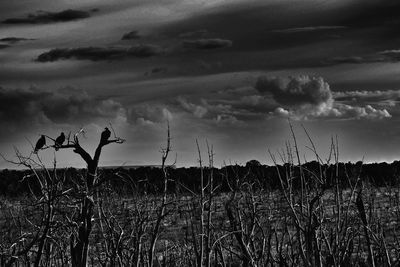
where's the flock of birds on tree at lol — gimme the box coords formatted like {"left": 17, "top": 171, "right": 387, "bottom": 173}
{"left": 34, "top": 127, "right": 111, "bottom": 153}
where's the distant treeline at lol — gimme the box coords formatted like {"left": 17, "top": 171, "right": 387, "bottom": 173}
{"left": 1, "top": 160, "right": 400, "bottom": 196}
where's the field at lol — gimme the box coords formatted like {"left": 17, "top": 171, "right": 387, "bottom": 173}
{"left": 1, "top": 129, "right": 400, "bottom": 266}
{"left": 1, "top": 176, "right": 400, "bottom": 266}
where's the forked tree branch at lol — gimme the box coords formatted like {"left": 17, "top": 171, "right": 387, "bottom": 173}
{"left": 51, "top": 127, "right": 125, "bottom": 167}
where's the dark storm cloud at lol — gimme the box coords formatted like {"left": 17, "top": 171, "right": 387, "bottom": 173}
{"left": 272, "top": 26, "right": 346, "bottom": 33}
{"left": 144, "top": 67, "right": 167, "bottom": 76}
{"left": 36, "top": 45, "right": 163, "bottom": 62}
{"left": 0, "top": 37, "right": 35, "bottom": 43}
{"left": 341, "top": 0, "right": 400, "bottom": 28}
{"left": 121, "top": 30, "right": 140, "bottom": 40}
{"left": 0, "top": 87, "right": 123, "bottom": 129}
{"left": 378, "top": 50, "right": 400, "bottom": 62}
{"left": 160, "top": 3, "right": 305, "bottom": 38}
{"left": 178, "top": 30, "right": 208, "bottom": 38}
{"left": 327, "top": 56, "right": 368, "bottom": 64}
{"left": 2, "top": 9, "right": 91, "bottom": 24}
{"left": 158, "top": 2, "right": 349, "bottom": 53}
{"left": 0, "top": 37, "right": 35, "bottom": 50}
{"left": 151, "top": 67, "right": 167, "bottom": 74}
{"left": 0, "top": 87, "right": 49, "bottom": 125}
{"left": 154, "top": 0, "right": 400, "bottom": 71}
{"left": 183, "top": 39, "right": 232, "bottom": 50}
{"left": 326, "top": 49, "right": 400, "bottom": 65}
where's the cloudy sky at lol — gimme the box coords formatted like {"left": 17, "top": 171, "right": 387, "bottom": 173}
{"left": 1, "top": 0, "right": 400, "bottom": 168}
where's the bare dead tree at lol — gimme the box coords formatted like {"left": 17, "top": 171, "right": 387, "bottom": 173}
{"left": 148, "top": 123, "right": 173, "bottom": 267}
{"left": 0, "top": 148, "right": 71, "bottom": 266}
{"left": 204, "top": 141, "right": 214, "bottom": 267}
{"left": 223, "top": 164, "right": 268, "bottom": 267}
{"left": 45, "top": 127, "right": 125, "bottom": 267}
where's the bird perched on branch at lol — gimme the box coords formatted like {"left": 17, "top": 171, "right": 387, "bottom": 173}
{"left": 34, "top": 135, "right": 46, "bottom": 153}
{"left": 54, "top": 132, "right": 65, "bottom": 151}
{"left": 101, "top": 127, "right": 111, "bottom": 143}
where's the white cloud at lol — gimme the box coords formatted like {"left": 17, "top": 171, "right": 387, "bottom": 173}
{"left": 273, "top": 107, "right": 290, "bottom": 117}
{"left": 256, "top": 75, "right": 392, "bottom": 121}
{"left": 127, "top": 103, "right": 173, "bottom": 124}
{"left": 177, "top": 96, "right": 208, "bottom": 118}
{"left": 332, "top": 104, "right": 391, "bottom": 120}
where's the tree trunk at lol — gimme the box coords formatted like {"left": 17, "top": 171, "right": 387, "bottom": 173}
{"left": 71, "top": 165, "right": 96, "bottom": 267}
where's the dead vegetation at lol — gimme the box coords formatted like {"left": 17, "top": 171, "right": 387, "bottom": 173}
{"left": 1, "top": 124, "right": 400, "bottom": 266}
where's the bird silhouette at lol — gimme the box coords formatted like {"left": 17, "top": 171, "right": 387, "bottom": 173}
{"left": 101, "top": 127, "right": 111, "bottom": 143}
{"left": 34, "top": 135, "right": 46, "bottom": 153}
{"left": 54, "top": 132, "right": 65, "bottom": 151}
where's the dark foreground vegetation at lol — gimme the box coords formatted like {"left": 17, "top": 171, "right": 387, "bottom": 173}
{"left": 2, "top": 160, "right": 400, "bottom": 197}
{"left": 1, "top": 127, "right": 400, "bottom": 266}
